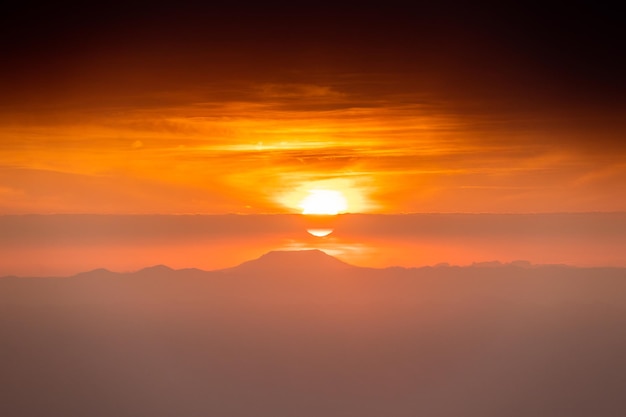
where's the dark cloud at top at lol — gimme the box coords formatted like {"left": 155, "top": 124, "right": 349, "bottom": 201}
{"left": 2, "top": 3, "right": 624, "bottom": 109}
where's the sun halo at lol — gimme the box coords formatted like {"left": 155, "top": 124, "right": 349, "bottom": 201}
{"left": 299, "top": 189, "right": 348, "bottom": 215}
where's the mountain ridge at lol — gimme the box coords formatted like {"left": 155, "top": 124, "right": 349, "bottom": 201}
{"left": 226, "top": 249, "right": 355, "bottom": 274}
{"left": 1, "top": 249, "right": 622, "bottom": 279}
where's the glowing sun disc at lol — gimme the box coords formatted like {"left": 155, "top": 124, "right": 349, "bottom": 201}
{"left": 307, "top": 228, "right": 334, "bottom": 237}
{"left": 300, "top": 190, "right": 348, "bottom": 215}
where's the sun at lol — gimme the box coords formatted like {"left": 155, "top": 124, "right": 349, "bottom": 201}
{"left": 299, "top": 189, "right": 348, "bottom": 215}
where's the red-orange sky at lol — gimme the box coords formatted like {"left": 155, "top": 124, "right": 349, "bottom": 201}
{"left": 1, "top": 4, "right": 625, "bottom": 215}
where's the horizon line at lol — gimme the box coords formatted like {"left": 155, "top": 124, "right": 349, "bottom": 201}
{"left": 2, "top": 211, "right": 626, "bottom": 216}
{"left": 4, "top": 249, "right": 624, "bottom": 279}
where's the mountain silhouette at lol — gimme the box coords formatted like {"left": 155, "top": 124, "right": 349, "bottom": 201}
{"left": 227, "top": 249, "right": 354, "bottom": 274}
{"left": 71, "top": 267, "right": 114, "bottom": 279}
{"left": 137, "top": 264, "right": 174, "bottom": 274}
{"left": 3, "top": 249, "right": 607, "bottom": 281}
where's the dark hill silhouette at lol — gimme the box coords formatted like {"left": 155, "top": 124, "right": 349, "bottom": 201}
{"left": 0, "top": 250, "right": 592, "bottom": 280}
{"left": 71, "top": 267, "right": 114, "bottom": 279}
{"left": 1, "top": 250, "right": 626, "bottom": 417}
{"left": 228, "top": 249, "right": 354, "bottom": 274}
{"left": 137, "top": 264, "right": 174, "bottom": 274}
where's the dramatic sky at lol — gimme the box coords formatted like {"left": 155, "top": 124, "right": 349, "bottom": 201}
{"left": 2, "top": 4, "right": 625, "bottom": 214}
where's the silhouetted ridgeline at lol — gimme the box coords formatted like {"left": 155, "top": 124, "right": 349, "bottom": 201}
{"left": 1, "top": 250, "right": 626, "bottom": 417}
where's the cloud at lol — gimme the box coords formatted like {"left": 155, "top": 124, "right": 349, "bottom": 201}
{"left": 1, "top": 75, "right": 625, "bottom": 213}
{"left": 258, "top": 83, "right": 345, "bottom": 99}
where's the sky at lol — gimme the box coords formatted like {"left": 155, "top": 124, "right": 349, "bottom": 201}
{"left": 1, "top": 3, "right": 625, "bottom": 214}
{"left": 1, "top": 4, "right": 625, "bottom": 275}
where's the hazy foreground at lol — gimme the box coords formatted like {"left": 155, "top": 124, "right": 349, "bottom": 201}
{"left": 2, "top": 250, "right": 626, "bottom": 416}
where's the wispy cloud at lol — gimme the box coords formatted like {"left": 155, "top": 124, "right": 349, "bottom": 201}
{"left": 1, "top": 81, "right": 624, "bottom": 213}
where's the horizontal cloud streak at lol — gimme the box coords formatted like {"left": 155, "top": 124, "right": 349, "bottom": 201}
{"left": 1, "top": 79, "right": 625, "bottom": 213}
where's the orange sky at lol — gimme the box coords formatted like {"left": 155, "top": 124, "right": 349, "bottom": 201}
{"left": 1, "top": 4, "right": 625, "bottom": 214}
{"left": 2, "top": 82, "right": 624, "bottom": 214}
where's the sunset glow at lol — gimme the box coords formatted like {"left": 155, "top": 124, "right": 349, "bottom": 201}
{"left": 0, "top": 3, "right": 624, "bottom": 271}
{"left": 300, "top": 190, "right": 348, "bottom": 215}
{"left": 1, "top": 85, "right": 624, "bottom": 214}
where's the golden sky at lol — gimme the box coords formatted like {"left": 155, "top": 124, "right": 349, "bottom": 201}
{"left": 1, "top": 4, "right": 625, "bottom": 214}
